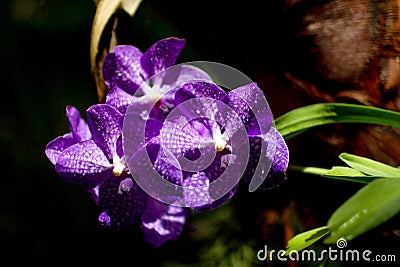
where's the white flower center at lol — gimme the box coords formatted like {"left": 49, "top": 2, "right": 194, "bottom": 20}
{"left": 213, "top": 131, "right": 228, "bottom": 151}
{"left": 141, "top": 78, "right": 163, "bottom": 101}
{"left": 112, "top": 154, "right": 126, "bottom": 176}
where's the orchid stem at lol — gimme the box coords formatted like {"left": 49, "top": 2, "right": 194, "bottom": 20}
{"left": 288, "top": 165, "right": 329, "bottom": 176}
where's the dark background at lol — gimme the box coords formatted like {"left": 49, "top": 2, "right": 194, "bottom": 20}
{"left": 3, "top": 0, "right": 399, "bottom": 266}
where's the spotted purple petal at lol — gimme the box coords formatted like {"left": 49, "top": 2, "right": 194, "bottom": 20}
{"left": 182, "top": 172, "right": 213, "bottom": 209}
{"left": 142, "top": 198, "right": 189, "bottom": 247}
{"left": 160, "top": 116, "right": 205, "bottom": 159}
{"left": 127, "top": 143, "right": 183, "bottom": 203}
{"left": 140, "top": 37, "right": 185, "bottom": 78}
{"left": 122, "top": 111, "right": 163, "bottom": 162}
{"left": 243, "top": 128, "right": 288, "bottom": 190}
{"left": 153, "top": 145, "right": 184, "bottom": 187}
{"left": 66, "top": 105, "right": 91, "bottom": 142}
{"left": 138, "top": 65, "right": 214, "bottom": 122}
{"left": 55, "top": 140, "right": 113, "bottom": 188}
{"left": 257, "top": 128, "right": 289, "bottom": 190}
{"left": 45, "top": 106, "right": 91, "bottom": 165}
{"left": 105, "top": 87, "right": 133, "bottom": 114}
{"left": 147, "top": 89, "right": 177, "bottom": 122}
{"left": 102, "top": 45, "right": 144, "bottom": 94}
{"left": 222, "top": 82, "right": 273, "bottom": 135}
{"left": 86, "top": 104, "right": 122, "bottom": 160}
{"left": 173, "top": 82, "right": 229, "bottom": 134}
{"left": 98, "top": 176, "right": 147, "bottom": 229}
{"left": 175, "top": 80, "right": 226, "bottom": 104}
{"left": 160, "top": 116, "right": 217, "bottom": 173}
{"left": 188, "top": 153, "right": 241, "bottom": 211}
{"left": 155, "top": 64, "right": 213, "bottom": 95}
{"left": 45, "top": 133, "right": 75, "bottom": 165}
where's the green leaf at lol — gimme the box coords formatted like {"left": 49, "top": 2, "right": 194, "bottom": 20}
{"left": 339, "top": 153, "right": 400, "bottom": 178}
{"left": 288, "top": 165, "right": 329, "bottom": 176}
{"left": 322, "top": 166, "right": 376, "bottom": 184}
{"left": 324, "top": 166, "right": 366, "bottom": 177}
{"left": 275, "top": 103, "right": 400, "bottom": 140}
{"left": 288, "top": 165, "right": 377, "bottom": 184}
{"left": 283, "top": 226, "right": 330, "bottom": 256}
{"left": 324, "top": 178, "right": 400, "bottom": 244}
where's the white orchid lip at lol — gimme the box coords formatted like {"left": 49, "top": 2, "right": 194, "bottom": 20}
{"left": 141, "top": 78, "right": 163, "bottom": 101}
{"left": 112, "top": 154, "right": 127, "bottom": 176}
{"left": 213, "top": 132, "right": 228, "bottom": 151}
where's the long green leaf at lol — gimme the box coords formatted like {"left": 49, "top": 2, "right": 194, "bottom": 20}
{"left": 339, "top": 153, "right": 400, "bottom": 178}
{"left": 275, "top": 103, "right": 400, "bottom": 140}
{"left": 289, "top": 165, "right": 378, "bottom": 183}
{"left": 322, "top": 166, "right": 376, "bottom": 184}
{"left": 324, "top": 178, "right": 400, "bottom": 244}
{"left": 283, "top": 226, "right": 330, "bottom": 256}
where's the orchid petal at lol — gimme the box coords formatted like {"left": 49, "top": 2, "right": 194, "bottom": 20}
{"left": 140, "top": 37, "right": 185, "bottom": 78}
{"left": 142, "top": 198, "right": 189, "bottom": 247}
{"left": 182, "top": 172, "right": 213, "bottom": 209}
{"left": 86, "top": 104, "right": 122, "bottom": 160}
{"left": 258, "top": 128, "right": 289, "bottom": 190}
{"left": 122, "top": 111, "right": 163, "bottom": 162}
{"left": 222, "top": 82, "right": 273, "bottom": 135}
{"left": 102, "top": 45, "right": 144, "bottom": 94}
{"left": 128, "top": 143, "right": 183, "bottom": 203}
{"left": 157, "top": 64, "right": 213, "bottom": 94}
{"left": 175, "top": 80, "right": 226, "bottom": 104}
{"left": 55, "top": 140, "right": 112, "bottom": 188}
{"left": 45, "top": 133, "right": 75, "bottom": 165}
{"left": 105, "top": 86, "right": 133, "bottom": 114}
{"left": 98, "top": 176, "right": 147, "bottom": 229}
{"left": 66, "top": 105, "right": 91, "bottom": 142}
{"left": 243, "top": 128, "right": 288, "bottom": 190}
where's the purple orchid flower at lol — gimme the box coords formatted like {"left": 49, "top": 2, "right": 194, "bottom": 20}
{"left": 45, "top": 105, "right": 91, "bottom": 165}
{"left": 125, "top": 80, "right": 289, "bottom": 211}
{"left": 45, "top": 103, "right": 188, "bottom": 247}
{"left": 45, "top": 37, "right": 290, "bottom": 248}
{"left": 102, "top": 37, "right": 212, "bottom": 115}
{"left": 45, "top": 38, "right": 206, "bottom": 247}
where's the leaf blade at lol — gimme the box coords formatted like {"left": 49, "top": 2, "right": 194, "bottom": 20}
{"left": 283, "top": 226, "right": 330, "bottom": 256}
{"left": 339, "top": 153, "right": 400, "bottom": 178}
{"left": 275, "top": 103, "right": 400, "bottom": 140}
{"left": 322, "top": 166, "right": 376, "bottom": 184}
{"left": 324, "top": 178, "right": 400, "bottom": 244}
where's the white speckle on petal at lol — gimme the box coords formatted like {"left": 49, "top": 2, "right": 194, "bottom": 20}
{"left": 167, "top": 205, "right": 183, "bottom": 214}
{"left": 161, "top": 215, "right": 186, "bottom": 224}
{"left": 143, "top": 219, "right": 170, "bottom": 236}
{"left": 183, "top": 173, "right": 213, "bottom": 208}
